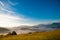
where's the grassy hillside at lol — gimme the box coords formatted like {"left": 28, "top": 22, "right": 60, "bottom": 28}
{"left": 0, "top": 29, "right": 60, "bottom": 40}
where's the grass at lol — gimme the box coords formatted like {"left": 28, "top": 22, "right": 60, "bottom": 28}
{"left": 0, "top": 29, "right": 60, "bottom": 40}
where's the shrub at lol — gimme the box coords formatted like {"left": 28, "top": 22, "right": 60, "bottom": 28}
{"left": 7, "top": 32, "right": 12, "bottom": 36}
{"left": 11, "top": 31, "right": 17, "bottom": 35}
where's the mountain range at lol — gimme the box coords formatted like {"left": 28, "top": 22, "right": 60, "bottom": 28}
{"left": 0, "top": 22, "right": 60, "bottom": 34}
{"left": 0, "top": 27, "right": 10, "bottom": 35}
{"left": 11, "top": 22, "right": 60, "bottom": 34}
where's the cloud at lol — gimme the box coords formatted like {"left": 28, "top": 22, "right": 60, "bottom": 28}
{"left": 0, "top": 1, "right": 4, "bottom": 6}
{"left": 0, "top": 1, "right": 15, "bottom": 15}
{"left": 0, "top": 13, "right": 23, "bottom": 27}
{"left": 0, "top": 13, "right": 35, "bottom": 27}
{"left": 0, "top": 0, "right": 35, "bottom": 27}
{"left": 0, "top": 1, "right": 25, "bottom": 27}
{"left": 8, "top": 0, "right": 18, "bottom": 6}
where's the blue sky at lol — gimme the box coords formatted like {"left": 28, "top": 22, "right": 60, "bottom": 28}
{"left": 0, "top": 0, "right": 60, "bottom": 27}
{"left": 12, "top": 0, "right": 60, "bottom": 20}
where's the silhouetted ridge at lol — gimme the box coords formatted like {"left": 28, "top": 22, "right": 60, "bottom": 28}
{"left": 0, "top": 27, "right": 10, "bottom": 33}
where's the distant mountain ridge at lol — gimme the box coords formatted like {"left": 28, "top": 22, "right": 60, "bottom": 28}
{"left": 13, "top": 22, "right": 60, "bottom": 32}
{"left": 49, "top": 23, "right": 60, "bottom": 28}
{"left": 34, "top": 23, "right": 60, "bottom": 28}
{"left": 20, "top": 23, "right": 60, "bottom": 31}
{"left": 0, "top": 22, "right": 60, "bottom": 34}
{"left": 0, "top": 27, "right": 10, "bottom": 33}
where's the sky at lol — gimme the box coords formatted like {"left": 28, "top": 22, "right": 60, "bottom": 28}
{"left": 0, "top": 0, "right": 60, "bottom": 27}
